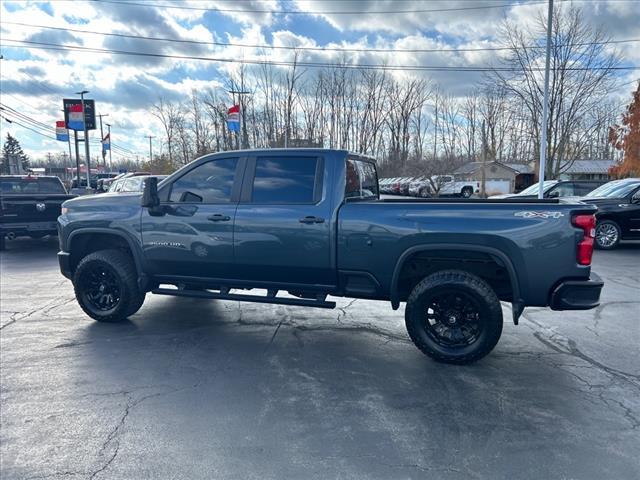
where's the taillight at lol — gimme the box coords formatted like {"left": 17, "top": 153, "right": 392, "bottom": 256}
{"left": 572, "top": 214, "right": 596, "bottom": 266}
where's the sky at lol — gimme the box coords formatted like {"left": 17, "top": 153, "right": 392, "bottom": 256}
{"left": 0, "top": 0, "right": 639, "bottom": 162}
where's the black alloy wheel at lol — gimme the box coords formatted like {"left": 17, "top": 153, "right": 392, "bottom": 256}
{"left": 73, "top": 249, "right": 146, "bottom": 322}
{"left": 422, "top": 291, "right": 483, "bottom": 348}
{"left": 79, "top": 265, "right": 122, "bottom": 312}
{"left": 405, "top": 270, "right": 503, "bottom": 364}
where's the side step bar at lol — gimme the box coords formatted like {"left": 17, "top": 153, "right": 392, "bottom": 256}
{"left": 152, "top": 287, "right": 336, "bottom": 309}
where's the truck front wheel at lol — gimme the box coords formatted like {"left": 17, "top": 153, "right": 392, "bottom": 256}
{"left": 405, "top": 270, "right": 503, "bottom": 364}
{"left": 73, "top": 249, "right": 146, "bottom": 322}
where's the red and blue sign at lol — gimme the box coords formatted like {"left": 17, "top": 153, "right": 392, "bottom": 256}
{"left": 55, "top": 120, "right": 69, "bottom": 141}
{"left": 67, "top": 104, "right": 84, "bottom": 131}
{"left": 227, "top": 104, "right": 240, "bottom": 132}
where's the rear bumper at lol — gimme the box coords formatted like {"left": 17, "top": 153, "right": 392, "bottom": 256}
{"left": 1, "top": 221, "right": 58, "bottom": 237}
{"left": 58, "top": 251, "right": 72, "bottom": 279}
{"left": 550, "top": 272, "right": 603, "bottom": 310}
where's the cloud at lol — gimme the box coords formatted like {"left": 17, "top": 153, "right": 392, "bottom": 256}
{"left": 26, "top": 28, "right": 83, "bottom": 46}
{"left": 97, "top": 75, "right": 184, "bottom": 110}
{"left": 1, "top": 0, "right": 637, "bottom": 158}
{"left": 18, "top": 65, "right": 47, "bottom": 77}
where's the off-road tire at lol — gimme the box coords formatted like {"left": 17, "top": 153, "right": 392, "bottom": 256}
{"left": 405, "top": 270, "right": 503, "bottom": 364}
{"left": 594, "top": 220, "right": 621, "bottom": 250}
{"left": 73, "top": 249, "right": 146, "bottom": 322}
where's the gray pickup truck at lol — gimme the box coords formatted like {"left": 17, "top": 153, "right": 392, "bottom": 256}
{"left": 57, "top": 149, "right": 602, "bottom": 364}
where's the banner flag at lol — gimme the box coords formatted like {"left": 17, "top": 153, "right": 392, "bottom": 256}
{"left": 227, "top": 104, "right": 240, "bottom": 132}
{"left": 67, "top": 104, "right": 84, "bottom": 130}
{"left": 55, "top": 121, "right": 69, "bottom": 141}
{"left": 102, "top": 133, "right": 110, "bottom": 151}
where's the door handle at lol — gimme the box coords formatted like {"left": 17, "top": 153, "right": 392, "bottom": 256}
{"left": 299, "top": 216, "right": 325, "bottom": 224}
{"left": 207, "top": 214, "right": 231, "bottom": 222}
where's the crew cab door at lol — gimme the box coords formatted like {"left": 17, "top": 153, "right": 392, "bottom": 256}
{"left": 141, "top": 156, "right": 244, "bottom": 279}
{"left": 233, "top": 153, "right": 335, "bottom": 287}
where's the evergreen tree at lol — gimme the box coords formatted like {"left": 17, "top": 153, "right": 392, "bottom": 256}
{"left": 2, "top": 133, "right": 30, "bottom": 174}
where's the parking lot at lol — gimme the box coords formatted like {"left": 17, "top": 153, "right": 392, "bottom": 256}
{"left": 1, "top": 238, "right": 639, "bottom": 479}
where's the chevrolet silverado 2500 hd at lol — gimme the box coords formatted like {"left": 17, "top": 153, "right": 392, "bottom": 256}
{"left": 57, "top": 149, "right": 603, "bottom": 364}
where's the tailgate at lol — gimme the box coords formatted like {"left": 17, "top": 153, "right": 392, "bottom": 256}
{"left": 0, "top": 195, "right": 71, "bottom": 223}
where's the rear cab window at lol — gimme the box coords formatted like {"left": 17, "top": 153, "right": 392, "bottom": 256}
{"left": 345, "top": 157, "right": 379, "bottom": 200}
{"left": 0, "top": 177, "right": 66, "bottom": 194}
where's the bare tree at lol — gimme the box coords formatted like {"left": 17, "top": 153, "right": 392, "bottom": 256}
{"left": 151, "top": 97, "right": 183, "bottom": 164}
{"left": 494, "top": 6, "right": 620, "bottom": 178}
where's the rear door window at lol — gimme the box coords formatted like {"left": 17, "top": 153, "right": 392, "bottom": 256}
{"left": 251, "top": 156, "right": 319, "bottom": 204}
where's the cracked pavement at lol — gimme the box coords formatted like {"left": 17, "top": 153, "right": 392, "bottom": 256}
{"left": 1, "top": 238, "right": 639, "bottom": 479}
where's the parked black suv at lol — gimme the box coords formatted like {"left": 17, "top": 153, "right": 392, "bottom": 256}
{"left": 577, "top": 178, "right": 640, "bottom": 250}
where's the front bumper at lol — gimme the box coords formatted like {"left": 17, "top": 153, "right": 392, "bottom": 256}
{"left": 550, "top": 272, "right": 603, "bottom": 310}
{"left": 58, "top": 251, "right": 72, "bottom": 279}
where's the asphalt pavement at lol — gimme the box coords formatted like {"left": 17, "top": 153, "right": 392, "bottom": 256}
{"left": 1, "top": 237, "right": 639, "bottom": 479}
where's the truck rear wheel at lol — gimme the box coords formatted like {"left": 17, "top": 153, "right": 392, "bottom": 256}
{"left": 73, "top": 249, "right": 146, "bottom": 322}
{"left": 405, "top": 270, "right": 503, "bottom": 364}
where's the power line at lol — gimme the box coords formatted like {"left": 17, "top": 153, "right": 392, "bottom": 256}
{"left": 90, "top": 0, "right": 640, "bottom": 15}
{"left": 1, "top": 104, "right": 139, "bottom": 156}
{"left": 3, "top": 21, "right": 638, "bottom": 55}
{"left": 0, "top": 114, "right": 58, "bottom": 141}
{"left": 0, "top": 90, "right": 48, "bottom": 112}
{"left": 18, "top": 69, "right": 59, "bottom": 95}
{"left": 3, "top": 39, "right": 638, "bottom": 72}
{"left": 91, "top": 0, "right": 552, "bottom": 15}
{"left": 0, "top": 103, "right": 53, "bottom": 130}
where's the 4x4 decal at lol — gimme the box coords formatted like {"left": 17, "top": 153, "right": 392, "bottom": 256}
{"left": 514, "top": 211, "right": 565, "bottom": 219}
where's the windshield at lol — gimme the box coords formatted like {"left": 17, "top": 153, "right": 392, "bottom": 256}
{"left": 519, "top": 181, "right": 557, "bottom": 195}
{"left": 586, "top": 180, "right": 640, "bottom": 198}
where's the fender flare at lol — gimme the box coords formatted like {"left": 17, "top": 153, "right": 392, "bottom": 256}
{"left": 67, "top": 227, "right": 148, "bottom": 289}
{"left": 389, "top": 243, "right": 524, "bottom": 324}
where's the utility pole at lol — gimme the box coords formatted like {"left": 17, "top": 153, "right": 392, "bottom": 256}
{"left": 66, "top": 136, "right": 73, "bottom": 181}
{"left": 147, "top": 136, "right": 154, "bottom": 162}
{"left": 97, "top": 113, "right": 109, "bottom": 168}
{"left": 61, "top": 152, "right": 69, "bottom": 179}
{"left": 228, "top": 88, "right": 250, "bottom": 149}
{"left": 105, "top": 123, "right": 112, "bottom": 170}
{"left": 76, "top": 90, "right": 91, "bottom": 190}
{"left": 537, "top": 0, "right": 553, "bottom": 199}
{"left": 480, "top": 120, "right": 487, "bottom": 198}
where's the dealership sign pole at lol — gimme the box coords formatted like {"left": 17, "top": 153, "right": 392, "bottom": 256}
{"left": 64, "top": 96, "right": 96, "bottom": 188}
{"left": 76, "top": 90, "right": 92, "bottom": 190}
